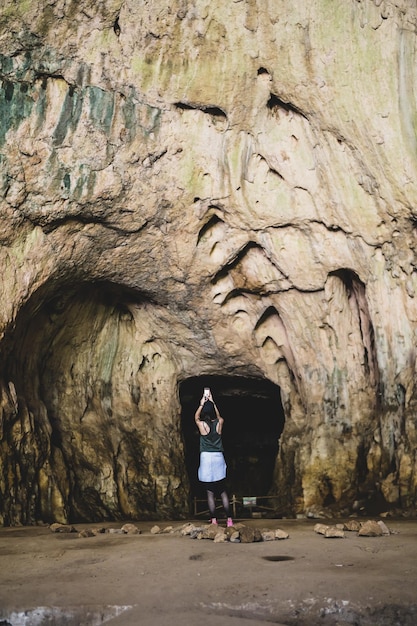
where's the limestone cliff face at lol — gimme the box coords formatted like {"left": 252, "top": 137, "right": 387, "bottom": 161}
{"left": 0, "top": 0, "right": 416, "bottom": 524}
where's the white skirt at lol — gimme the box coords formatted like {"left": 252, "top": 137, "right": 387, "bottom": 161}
{"left": 198, "top": 451, "right": 227, "bottom": 483}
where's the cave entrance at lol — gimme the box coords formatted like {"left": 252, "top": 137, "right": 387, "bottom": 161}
{"left": 179, "top": 375, "right": 285, "bottom": 514}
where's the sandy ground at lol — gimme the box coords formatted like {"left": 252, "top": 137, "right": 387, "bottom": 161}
{"left": 0, "top": 517, "right": 416, "bottom": 626}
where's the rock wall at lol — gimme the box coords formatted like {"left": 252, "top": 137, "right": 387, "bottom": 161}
{"left": 0, "top": 0, "right": 416, "bottom": 524}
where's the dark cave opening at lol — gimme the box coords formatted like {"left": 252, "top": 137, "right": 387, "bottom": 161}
{"left": 179, "top": 375, "right": 285, "bottom": 513}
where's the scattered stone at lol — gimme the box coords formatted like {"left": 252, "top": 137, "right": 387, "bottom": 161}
{"left": 239, "top": 526, "right": 256, "bottom": 543}
{"left": 91, "top": 527, "right": 106, "bottom": 535}
{"left": 160, "top": 526, "right": 174, "bottom": 534}
{"left": 324, "top": 526, "right": 345, "bottom": 538}
{"left": 185, "top": 523, "right": 215, "bottom": 540}
{"left": 121, "top": 523, "right": 141, "bottom": 534}
{"left": 343, "top": 519, "right": 362, "bottom": 532}
{"left": 358, "top": 520, "right": 384, "bottom": 537}
{"left": 261, "top": 530, "right": 275, "bottom": 541}
{"left": 202, "top": 524, "right": 222, "bottom": 540}
{"left": 189, "top": 527, "right": 208, "bottom": 539}
{"left": 106, "top": 528, "right": 125, "bottom": 534}
{"left": 314, "top": 523, "right": 330, "bottom": 535}
{"left": 229, "top": 531, "right": 240, "bottom": 543}
{"left": 78, "top": 529, "right": 95, "bottom": 538}
{"left": 181, "top": 522, "right": 290, "bottom": 543}
{"left": 377, "top": 520, "right": 391, "bottom": 535}
{"left": 180, "top": 523, "right": 196, "bottom": 536}
{"left": 314, "top": 523, "right": 345, "bottom": 537}
{"left": 150, "top": 525, "right": 161, "bottom": 534}
{"left": 49, "top": 523, "right": 77, "bottom": 533}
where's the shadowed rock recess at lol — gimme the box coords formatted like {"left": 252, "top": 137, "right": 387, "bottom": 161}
{"left": 0, "top": 0, "right": 416, "bottom": 526}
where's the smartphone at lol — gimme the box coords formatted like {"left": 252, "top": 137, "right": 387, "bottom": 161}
{"left": 203, "top": 387, "right": 210, "bottom": 399}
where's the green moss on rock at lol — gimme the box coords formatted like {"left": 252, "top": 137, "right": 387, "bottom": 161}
{"left": 52, "top": 85, "right": 83, "bottom": 146}
{"left": 0, "top": 78, "right": 34, "bottom": 145}
{"left": 88, "top": 86, "right": 115, "bottom": 134}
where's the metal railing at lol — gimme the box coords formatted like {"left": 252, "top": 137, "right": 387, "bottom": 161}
{"left": 193, "top": 494, "right": 281, "bottom": 519}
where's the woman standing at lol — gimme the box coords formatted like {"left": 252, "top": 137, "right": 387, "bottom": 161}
{"left": 194, "top": 389, "right": 233, "bottom": 527}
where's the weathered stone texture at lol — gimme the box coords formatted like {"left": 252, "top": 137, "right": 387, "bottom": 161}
{"left": 0, "top": 1, "right": 417, "bottom": 524}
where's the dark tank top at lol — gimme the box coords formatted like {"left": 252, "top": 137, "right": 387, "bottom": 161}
{"left": 200, "top": 419, "right": 224, "bottom": 453}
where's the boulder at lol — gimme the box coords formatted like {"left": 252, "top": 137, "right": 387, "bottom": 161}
{"left": 358, "top": 520, "right": 384, "bottom": 537}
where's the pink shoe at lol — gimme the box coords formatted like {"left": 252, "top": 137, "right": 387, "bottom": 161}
{"left": 211, "top": 518, "right": 218, "bottom": 525}
{"left": 227, "top": 518, "right": 234, "bottom": 527}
